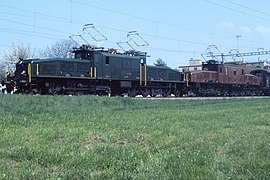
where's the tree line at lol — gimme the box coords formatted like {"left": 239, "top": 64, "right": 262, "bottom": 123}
{"left": 0, "top": 39, "right": 77, "bottom": 79}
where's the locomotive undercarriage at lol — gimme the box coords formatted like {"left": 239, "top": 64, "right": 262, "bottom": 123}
{"left": 188, "top": 82, "right": 262, "bottom": 97}
{"left": 13, "top": 75, "right": 263, "bottom": 97}
{"left": 127, "top": 81, "right": 183, "bottom": 97}
{"left": 19, "top": 77, "right": 111, "bottom": 96}
{"left": 16, "top": 76, "right": 183, "bottom": 97}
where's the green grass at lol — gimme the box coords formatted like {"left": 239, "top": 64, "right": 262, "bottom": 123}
{"left": 0, "top": 95, "right": 270, "bottom": 179}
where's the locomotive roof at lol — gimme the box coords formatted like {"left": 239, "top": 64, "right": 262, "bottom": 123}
{"left": 98, "top": 51, "right": 146, "bottom": 59}
{"left": 147, "top": 65, "right": 171, "bottom": 69}
{"left": 21, "top": 58, "right": 89, "bottom": 63}
{"left": 147, "top": 65, "right": 180, "bottom": 73}
{"left": 73, "top": 45, "right": 147, "bottom": 58}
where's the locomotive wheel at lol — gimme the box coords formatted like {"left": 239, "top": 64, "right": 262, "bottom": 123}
{"left": 162, "top": 93, "right": 168, "bottom": 97}
{"left": 162, "top": 90, "right": 169, "bottom": 97}
{"left": 128, "top": 89, "right": 137, "bottom": 97}
{"left": 31, "top": 88, "right": 41, "bottom": 95}
{"left": 150, "top": 88, "right": 161, "bottom": 97}
{"left": 52, "top": 88, "right": 60, "bottom": 95}
{"left": 174, "top": 90, "right": 182, "bottom": 97}
{"left": 142, "top": 89, "right": 150, "bottom": 97}
{"left": 50, "top": 85, "right": 62, "bottom": 95}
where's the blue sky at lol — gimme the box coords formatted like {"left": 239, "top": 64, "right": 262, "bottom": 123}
{"left": 1, "top": 0, "right": 270, "bottom": 68}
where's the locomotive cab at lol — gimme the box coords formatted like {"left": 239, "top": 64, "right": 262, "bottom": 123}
{"left": 73, "top": 46, "right": 94, "bottom": 60}
{"left": 250, "top": 69, "right": 270, "bottom": 87}
{"left": 5, "top": 59, "right": 34, "bottom": 93}
{"left": 14, "top": 60, "right": 29, "bottom": 84}
{"left": 202, "top": 60, "right": 219, "bottom": 71}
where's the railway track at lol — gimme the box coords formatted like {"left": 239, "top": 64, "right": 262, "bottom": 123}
{"left": 136, "top": 96, "right": 270, "bottom": 100}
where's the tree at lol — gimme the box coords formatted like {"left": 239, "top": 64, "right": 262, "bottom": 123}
{"left": 40, "top": 39, "right": 77, "bottom": 58}
{"left": 0, "top": 63, "right": 5, "bottom": 81}
{"left": 154, "top": 58, "right": 167, "bottom": 67}
{"left": 3, "top": 42, "right": 36, "bottom": 66}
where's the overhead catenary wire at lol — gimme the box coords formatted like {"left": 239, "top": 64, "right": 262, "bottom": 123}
{"left": 0, "top": 10, "right": 75, "bottom": 24}
{"left": 1, "top": 1, "right": 270, "bottom": 62}
{"left": 69, "top": 0, "right": 270, "bottom": 43}
{"left": 1, "top": 1, "right": 270, "bottom": 47}
{"left": 103, "top": 40, "right": 202, "bottom": 55}
{"left": 0, "top": 27, "right": 66, "bottom": 40}
{"left": 201, "top": 0, "right": 270, "bottom": 22}
{"left": 0, "top": 14, "right": 214, "bottom": 51}
{"left": 223, "top": 0, "right": 270, "bottom": 18}
{"left": 0, "top": 17, "right": 72, "bottom": 36}
{"left": 0, "top": 1, "right": 251, "bottom": 41}
{"left": 70, "top": 0, "right": 233, "bottom": 38}
{"left": 95, "top": 25, "right": 267, "bottom": 50}
{"left": 0, "top": 3, "right": 71, "bottom": 22}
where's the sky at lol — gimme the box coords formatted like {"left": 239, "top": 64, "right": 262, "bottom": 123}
{"left": 1, "top": 0, "right": 270, "bottom": 68}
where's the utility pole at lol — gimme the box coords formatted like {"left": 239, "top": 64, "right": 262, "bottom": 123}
{"left": 236, "top": 35, "right": 242, "bottom": 51}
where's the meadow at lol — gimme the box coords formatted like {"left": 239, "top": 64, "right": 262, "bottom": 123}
{"left": 0, "top": 95, "right": 270, "bottom": 179}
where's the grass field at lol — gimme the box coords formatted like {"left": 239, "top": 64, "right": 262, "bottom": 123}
{"left": 0, "top": 95, "right": 270, "bottom": 179}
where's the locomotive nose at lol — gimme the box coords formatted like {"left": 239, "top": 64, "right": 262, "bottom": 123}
{"left": 15, "top": 62, "right": 28, "bottom": 84}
